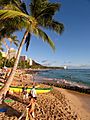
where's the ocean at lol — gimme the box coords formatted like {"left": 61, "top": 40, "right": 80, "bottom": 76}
{"left": 36, "top": 69, "right": 90, "bottom": 88}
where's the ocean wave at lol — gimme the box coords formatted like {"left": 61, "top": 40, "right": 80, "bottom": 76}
{"left": 34, "top": 75, "right": 90, "bottom": 89}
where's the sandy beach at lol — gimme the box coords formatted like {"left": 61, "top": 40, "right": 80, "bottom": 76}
{"left": 0, "top": 70, "right": 90, "bottom": 120}
{"left": 56, "top": 88, "right": 90, "bottom": 120}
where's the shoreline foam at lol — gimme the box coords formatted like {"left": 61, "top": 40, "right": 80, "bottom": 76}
{"left": 35, "top": 76, "right": 90, "bottom": 94}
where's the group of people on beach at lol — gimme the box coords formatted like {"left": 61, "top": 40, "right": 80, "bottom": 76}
{"left": 22, "top": 85, "right": 37, "bottom": 119}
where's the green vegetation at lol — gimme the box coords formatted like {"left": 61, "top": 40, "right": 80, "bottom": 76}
{"left": 0, "top": 57, "right": 64, "bottom": 69}
{"left": 0, "top": 0, "right": 64, "bottom": 101}
{"left": 0, "top": 52, "right": 2, "bottom": 59}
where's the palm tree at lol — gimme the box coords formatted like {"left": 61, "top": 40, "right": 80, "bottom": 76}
{"left": 24, "top": 0, "right": 64, "bottom": 51}
{"left": 8, "top": 35, "right": 19, "bottom": 48}
{"left": 0, "top": 40, "right": 4, "bottom": 51}
{"left": 0, "top": 9, "right": 37, "bottom": 102}
{"left": 30, "top": 0, "right": 64, "bottom": 34}
{"left": 1, "top": 38, "right": 10, "bottom": 53}
{"left": 6, "top": 35, "right": 19, "bottom": 59}
{"left": 0, "top": 34, "right": 19, "bottom": 67}
{"left": 0, "top": 0, "right": 64, "bottom": 102}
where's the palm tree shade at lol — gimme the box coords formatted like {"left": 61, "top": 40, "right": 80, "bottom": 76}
{"left": 0, "top": 9, "right": 37, "bottom": 102}
{"left": 0, "top": 0, "right": 64, "bottom": 102}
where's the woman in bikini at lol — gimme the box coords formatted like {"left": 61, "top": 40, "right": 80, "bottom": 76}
{"left": 27, "top": 96, "right": 36, "bottom": 119}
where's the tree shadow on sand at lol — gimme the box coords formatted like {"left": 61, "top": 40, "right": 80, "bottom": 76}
{"left": 0, "top": 102, "right": 21, "bottom": 118}
{"left": 6, "top": 93, "right": 28, "bottom": 105}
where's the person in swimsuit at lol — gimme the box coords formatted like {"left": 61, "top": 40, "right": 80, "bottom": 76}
{"left": 27, "top": 96, "right": 36, "bottom": 118}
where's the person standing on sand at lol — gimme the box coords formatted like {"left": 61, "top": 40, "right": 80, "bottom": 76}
{"left": 31, "top": 86, "right": 37, "bottom": 100}
{"left": 22, "top": 84, "right": 28, "bottom": 100}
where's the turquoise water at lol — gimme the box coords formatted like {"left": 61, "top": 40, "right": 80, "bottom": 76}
{"left": 37, "top": 69, "right": 90, "bottom": 87}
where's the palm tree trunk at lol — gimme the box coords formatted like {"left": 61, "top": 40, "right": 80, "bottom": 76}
{"left": 0, "top": 31, "right": 28, "bottom": 103}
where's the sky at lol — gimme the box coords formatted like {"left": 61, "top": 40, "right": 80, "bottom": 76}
{"left": 10, "top": 0, "right": 90, "bottom": 68}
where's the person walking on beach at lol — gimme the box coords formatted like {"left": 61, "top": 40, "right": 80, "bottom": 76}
{"left": 27, "top": 96, "right": 36, "bottom": 119}
{"left": 27, "top": 86, "right": 37, "bottom": 119}
{"left": 31, "top": 86, "right": 37, "bottom": 100}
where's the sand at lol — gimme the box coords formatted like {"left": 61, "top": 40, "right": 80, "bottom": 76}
{"left": 0, "top": 88, "right": 79, "bottom": 120}
{"left": 0, "top": 70, "right": 90, "bottom": 120}
{"left": 58, "top": 88, "right": 90, "bottom": 120}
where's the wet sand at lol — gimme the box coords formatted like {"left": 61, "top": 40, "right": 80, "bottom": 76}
{"left": 58, "top": 88, "right": 90, "bottom": 120}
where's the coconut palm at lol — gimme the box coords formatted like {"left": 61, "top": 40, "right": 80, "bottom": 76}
{"left": 0, "top": 9, "right": 37, "bottom": 102}
{"left": 30, "top": 0, "right": 64, "bottom": 33}
{"left": 0, "top": 33, "right": 19, "bottom": 60}
{"left": 0, "top": 41, "right": 4, "bottom": 52}
{"left": 0, "top": 0, "right": 64, "bottom": 102}
{"left": 0, "top": 38, "right": 9, "bottom": 53}
{"left": 6, "top": 35, "right": 19, "bottom": 59}
{"left": 8, "top": 35, "right": 19, "bottom": 48}
{"left": 25, "top": 0, "right": 64, "bottom": 50}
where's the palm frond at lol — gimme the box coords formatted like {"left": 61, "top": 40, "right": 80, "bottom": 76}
{"left": 21, "top": 2, "right": 29, "bottom": 15}
{"left": 25, "top": 33, "right": 31, "bottom": 51}
{"left": 3, "top": 4, "right": 22, "bottom": 12}
{"left": 13, "top": 41, "right": 19, "bottom": 47}
{"left": 0, "top": 10, "right": 34, "bottom": 22}
{"left": 8, "top": 35, "right": 19, "bottom": 47}
{"left": 31, "top": 2, "right": 61, "bottom": 19}
{"left": 33, "top": 28, "right": 55, "bottom": 50}
{"left": 0, "top": 20, "right": 25, "bottom": 36}
{"left": 49, "top": 20, "right": 64, "bottom": 34}
{"left": 0, "top": 47, "right": 3, "bottom": 51}
{"left": 0, "top": 0, "right": 28, "bottom": 15}
{"left": 30, "top": 1, "right": 62, "bottom": 30}
{"left": 0, "top": 10, "right": 37, "bottom": 32}
{"left": 0, "top": 0, "right": 21, "bottom": 7}
{"left": 0, "top": 24, "right": 20, "bottom": 36}
{"left": 0, "top": 41, "right": 3, "bottom": 51}
{"left": 0, "top": 0, "right": 10, "bottom": 6}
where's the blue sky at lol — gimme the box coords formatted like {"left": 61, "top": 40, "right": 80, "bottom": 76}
{"left": 12, "top": 0, "right": 90, "bottom": 68}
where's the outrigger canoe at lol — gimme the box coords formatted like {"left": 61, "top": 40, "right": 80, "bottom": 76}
{"left": 0, "top": 85, "right": 52, "bottom": 94}
{"left": 9, "top": 86, "right": 52, "bottom": 94}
